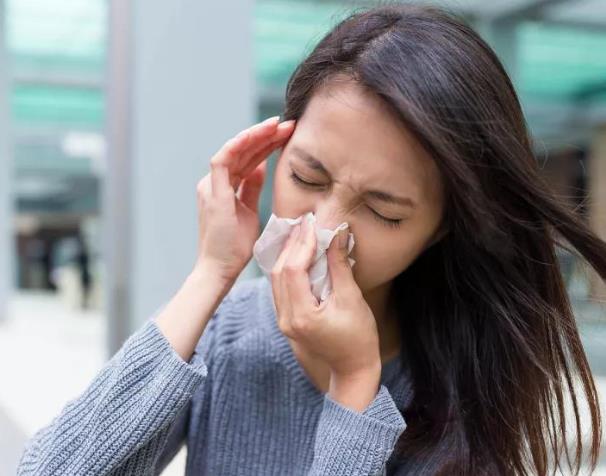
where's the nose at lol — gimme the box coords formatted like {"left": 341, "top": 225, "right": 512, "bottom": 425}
{"left": 309, "top": 198, "right": 356, "bottom": 260}
{"left": 312, "top": 198, "right": 351, "bottom": 232}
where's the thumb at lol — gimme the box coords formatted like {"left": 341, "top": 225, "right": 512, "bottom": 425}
{"left": 327, "top": 225, "right": 355, "bottom": 296}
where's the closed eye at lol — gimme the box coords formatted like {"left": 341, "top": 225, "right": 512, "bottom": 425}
{"left": 288, "top": 171, "right": 403, "bottom": 229}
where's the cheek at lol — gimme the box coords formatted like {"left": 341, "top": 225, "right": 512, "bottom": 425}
{"left": 353, "top": 235, "right": 404, "bottom": 275}
{"left": 351, "top": 230, "right": 428, "bottom": 288}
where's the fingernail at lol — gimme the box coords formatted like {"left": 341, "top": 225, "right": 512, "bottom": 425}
{"left": 338, "top": 226, "right": 349, "bottom": 248}
{"left": 263, "top": 115, "right": 280, "bottom": 125}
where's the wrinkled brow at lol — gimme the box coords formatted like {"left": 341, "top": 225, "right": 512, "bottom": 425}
{"left": 290, "top": 146, "right": 417, "bottom": 209}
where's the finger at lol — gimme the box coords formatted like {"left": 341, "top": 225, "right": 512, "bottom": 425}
{"left": 240, "top": 120, "right": 295, "bottom": 177}
{"left": 278, "top": 229, "right": 298, "bottom": 333}
{"left": 283, "top": 216, "right": 319, "bottom": 310}
{"left": 233, "top": 116, "right": 281, "bottom": 172}
{"left": 238, "top": 160, "right": 266, "bottom": 214}
{"left": 239, "top": 120, "right": 295, "bottom": 179}
{"left": 271, "top": 224, "right": 301, "bottom": 327}
{"left": 236, "top": 133, "right": 289, "bottom": 210}
{"left": 210, "top": 132, "right": 248, "bottom": 204}
{"left": 209, "top": 116, "right": 278, "bottom": 189}
{"left": 196, "top": 174, "right": 212, "bottom": 207}
{"left": 245, "top": 123, "right": 292, "bottom": 165}
{"left": 241, "top": 131, "right": 291, "bottom": 181}
{"left": 326, "top": 225, "right": 356, "bottom": 299}
{"left": 210, "top": 159, "right": 233, "bottom": 199}
{"left": 210, "top": 129, "right": 250, "bottom": 179}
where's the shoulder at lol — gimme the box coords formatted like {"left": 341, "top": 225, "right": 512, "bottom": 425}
{"left": 193, "top": 275, "right": 275, "bottom": 358}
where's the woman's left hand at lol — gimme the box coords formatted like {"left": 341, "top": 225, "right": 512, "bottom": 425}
{"left": 270, "top": 217, "right": 382, "bottom": 411}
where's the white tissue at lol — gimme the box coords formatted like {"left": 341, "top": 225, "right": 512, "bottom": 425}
{"left": 253, "top": 212, "right": 356, "bottom": 303}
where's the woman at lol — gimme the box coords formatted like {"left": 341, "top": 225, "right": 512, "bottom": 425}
{"left": 17, "top": 4, "right": 604, "bottom": 475}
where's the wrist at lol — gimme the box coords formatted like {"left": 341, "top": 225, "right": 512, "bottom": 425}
{"left": 189, "top": 261, "right": 235, "bottom": 298}
{"left": 328, "top": 362, "right": 382, "bottom": 413}
{"left": 154, "top": 262, "right": 235, "bottom": 362}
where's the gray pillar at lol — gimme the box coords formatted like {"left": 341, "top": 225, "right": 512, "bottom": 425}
{"left": 105, "top": 1, "right": 256, "bottom": 355}
{"left": 0, "top": 0, "right": 12, "bottom": 321}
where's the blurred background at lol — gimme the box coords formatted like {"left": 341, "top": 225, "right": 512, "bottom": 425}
{"left": 0, "top": 0, "right": 605, "bottom": 474}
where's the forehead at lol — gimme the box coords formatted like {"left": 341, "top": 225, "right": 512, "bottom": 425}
{"left": 289, "top": 79, "right": 442, "bottom": 202}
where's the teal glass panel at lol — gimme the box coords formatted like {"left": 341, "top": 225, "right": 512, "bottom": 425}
{"left": 7, "top": 0, "right": 106, "bottom": 75}
{"left": 518, "top": 21, "right": 606, "bottom": 102}
{"left": 12, "top": 84, "right": 104, "bottom": 127}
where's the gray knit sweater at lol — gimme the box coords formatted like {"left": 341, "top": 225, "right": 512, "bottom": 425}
{"left": 16, "top": 275, "right": 416, "bottom": 475}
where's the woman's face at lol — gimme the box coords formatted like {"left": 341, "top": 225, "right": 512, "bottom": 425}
{"left": 272, "top": 78, "right": 446, "bottom": 295}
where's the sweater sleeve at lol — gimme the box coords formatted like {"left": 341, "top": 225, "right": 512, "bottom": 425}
{"left": 15, "top": 315, "right": 211, "bottom": 476}
{"left": 308, "top": 384, "right": 407, "bottom": 476}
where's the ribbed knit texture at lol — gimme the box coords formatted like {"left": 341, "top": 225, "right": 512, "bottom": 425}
{"left": 16, "top": 275, "right": 415, "bottom": 475}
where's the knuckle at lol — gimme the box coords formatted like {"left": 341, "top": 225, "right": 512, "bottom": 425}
{"left": 283, "top": 264, "right": 298, "bottom": 275}
{"left": 270, "top": 267, "right": 281, "bottom": 280}
{"left": 223, "top": 139, "right": 238, "bottom": 154}
{"left": 291, "top": 316, "right": 309, "bottom": 334}
{"left": 336, "top": 253, "right": 349, "bottom": 266}
{"left": 210, "top": 157, "right": 224, "bottom": 168}
{"left": 278, "top": 320, "right": 295, "bottom": 338}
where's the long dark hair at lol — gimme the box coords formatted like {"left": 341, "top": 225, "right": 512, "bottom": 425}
{"left": 282, "top": 3, "right": 604, "bottom": 475}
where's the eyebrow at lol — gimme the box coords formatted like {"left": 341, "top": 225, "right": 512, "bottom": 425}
{"left": 290, "top": 146, "right": 417, "bottom": 208}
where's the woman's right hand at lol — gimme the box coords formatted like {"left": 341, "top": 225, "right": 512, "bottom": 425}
{"left": 195, "top": 116, "right": 296, "bottom": 285}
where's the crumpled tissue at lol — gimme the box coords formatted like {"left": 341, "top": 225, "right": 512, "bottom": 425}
{"left": 253, "top": 211, "right": 356, "bottom": 303}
